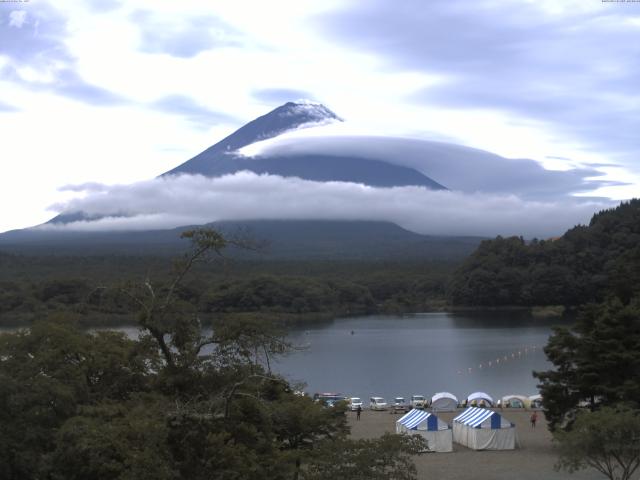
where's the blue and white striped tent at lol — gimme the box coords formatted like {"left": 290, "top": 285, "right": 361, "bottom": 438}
{"left": 396, "top": 409, "right": 452, "bottom": 452}
{"left": 453, "top": 407, "right": 517, "bottom": 450}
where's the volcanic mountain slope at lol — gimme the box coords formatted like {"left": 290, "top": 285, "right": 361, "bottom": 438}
{"left": 0, "top": 220, "right": 482, "bottom": 260}
{"left": 0, "top": 100, "right": 593, "bottom": 258}
{"left": 44, "top": 101, "right": 446, "bottom": 228}
{"left": 162, "top": 101, "right": 447, "bottom": 189}
{"left": 0, "top": 102, "right": 473, "bottom": 259}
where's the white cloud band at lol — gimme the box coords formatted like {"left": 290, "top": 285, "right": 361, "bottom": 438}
{"left": 44, "top": 172, "right": 610, "bottom": 238}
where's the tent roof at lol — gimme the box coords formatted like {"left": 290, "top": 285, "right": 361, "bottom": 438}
{"left": 432, "top": 392, "right": 458, "bottom": 402}
{"left": 397, "top": 409, "right": 434, "bottom": 430}
{"left": 467, "top": 391, "right": 494, "bottom": 403}
{"left": 502, "top": 395, "right": 528, "bottom": 402}
{"left": 454, "top": 407, "right": 498, "bottom": 427}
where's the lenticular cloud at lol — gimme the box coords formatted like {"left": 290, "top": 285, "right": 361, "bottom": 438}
{"left": 44, "top": 172, "right": 610, "bottom": 238}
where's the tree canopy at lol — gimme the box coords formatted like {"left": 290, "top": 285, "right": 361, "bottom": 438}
{"left": 554, "top": 406, "right": 640, "bottom": 480}
{"left": 448, "top": 199, "right": 640, "bottom": 307}
{"left": 534, "top": 296, "right": 640, "bottom": 431}
{"left": 0, "top": 228, "right": 422, "bottom": 480}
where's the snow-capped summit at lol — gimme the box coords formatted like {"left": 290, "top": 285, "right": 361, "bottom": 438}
{"left": 164, "top": 101, "right": 343, "bottom": 177}
{"left": 165, "top": 100, "right": 444, "bottom": 190}
{"left": 291, "top": 98, "right": 323, "bottom": 105}
{"left": 163, "top": 101, "right": 445, "bottom": 189}
{"left": 279, "top": 100, "right": 343, "bottom": 122}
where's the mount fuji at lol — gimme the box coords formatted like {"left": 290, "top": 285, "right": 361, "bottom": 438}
{"left": 162, "top": 101, "right": 446, "bottom": 189}
{"left": 0, "top": 100, "right": 607, "bottom": 257}
{"left": 0, "top": 99, "right": 477, "bottom": 258}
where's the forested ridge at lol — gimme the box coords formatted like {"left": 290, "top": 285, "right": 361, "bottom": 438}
{"left": 448, "top": 199, "right": 640, "bottom": 307}
{"left": 528, "top": 200, "right": 640, "bottom": 479}
{"left": 3, "top": 200, "right": 640, "bottom": 327}
{"left": 0, "top": 255, "right": 452, "bottom": 327}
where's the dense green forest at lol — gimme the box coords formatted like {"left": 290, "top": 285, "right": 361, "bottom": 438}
{"left": 0, "top": 253, "right": 454, "bottom": 327}
{"left": 3, "top": 200, "right": 640, "bottom": 326}
{"left": 448, "top": 199, "right": 640, "bottom": 307}
{"left": 0, "top": 230, "right": 425, "bottom": 479}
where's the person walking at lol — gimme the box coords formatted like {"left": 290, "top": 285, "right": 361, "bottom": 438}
{"left": 530, "top": 411, "right": 538, "bottom": 428}
{"left": 356, "top": 405, "right": 362, "bottom": 421}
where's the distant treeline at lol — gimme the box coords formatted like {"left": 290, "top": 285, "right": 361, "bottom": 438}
{"left": 3, "top": 199, "right": 638, "bottom": 325}
{"left": 448, "top": 199, "right": 640, "bottom": 307}
{"left": 0, "top": 256, "right": 454, "bottom": 326}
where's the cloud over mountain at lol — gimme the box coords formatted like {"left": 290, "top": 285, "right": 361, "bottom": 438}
{"left": 40, "top": 101, "right": 616, "bottom": 239}
{"left": 239, "top": 133, "right": 619, "bottom": 200}
{"left": 47, "top": 172, "right": 611, "bottom": 238}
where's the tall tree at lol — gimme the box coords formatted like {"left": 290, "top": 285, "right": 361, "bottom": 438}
{"left": 534, "top": 296, "right": 640, "bottom": 431}
{"left": 0, "top": 317, "right": 149, "bottom": 479}
{"left": 555, "top": 406, "right": 640, "bottom": 480}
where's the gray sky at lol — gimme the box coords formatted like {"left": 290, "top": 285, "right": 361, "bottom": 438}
{"left": 1, "top": 0, "right": 638, "bottom": 234}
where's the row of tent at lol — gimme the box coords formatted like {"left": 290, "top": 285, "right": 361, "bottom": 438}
{"left": 430, "top": 392, "right": 542, "bottom": 411}
{"left": 396, "top": 407, "right": 518, "bottom": 452}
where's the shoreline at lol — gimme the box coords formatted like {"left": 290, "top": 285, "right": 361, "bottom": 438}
{"left": 0, "top": 304, "right": 571, "bottom": 329}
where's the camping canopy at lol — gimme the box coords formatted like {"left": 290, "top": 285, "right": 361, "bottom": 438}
{"left": 527, "top": 394, "right": 543, "bottom": 409}
{"left": 453, "top": 407, "right": 517, "bottom": 450}
{"left": 396, "top": 409, "right": 452, "bottom": 452}
{"left": 467, "top": 391, "right": 493, "bottom": 406}
{"left": 431, "top": 392, "right": 458, "bottom": 412}
{"left": 500, "top": 395, "right": 527, "bottom": 408}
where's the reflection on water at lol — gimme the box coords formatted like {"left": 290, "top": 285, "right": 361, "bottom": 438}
{"left": 274, "top": 312, "right": 569, "bottom": 402}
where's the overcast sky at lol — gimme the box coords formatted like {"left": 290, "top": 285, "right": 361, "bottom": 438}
{"left": 1, "top": 0, "right": 639, "bottom": 234}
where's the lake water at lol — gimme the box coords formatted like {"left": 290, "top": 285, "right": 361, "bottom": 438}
{"left": 274, "top": 312, "right": 564, "bottom": 403}
{"left": 0, "top": 311, "right": 564, "bottom": 404}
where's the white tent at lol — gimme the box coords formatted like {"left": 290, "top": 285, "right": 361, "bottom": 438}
{"left": 431, "top": 392, "right": 458, "bottom": 412}
{"left": 396, "top": 409, "right": 453, "bottom": 452}
{"left": 453, "top": 407, "right": 517, "bottom": 450}
{"left": 500, "top": 395, "right": 527, "bottom": 409}
{"left": 527, "top": 394, "right": 543, "bottom": 409}
{"left": 467, "top": 391, "right": 494, "bottom": 407}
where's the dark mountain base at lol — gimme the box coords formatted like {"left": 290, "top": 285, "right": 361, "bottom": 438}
{"left": 0, "top": 220, "right": 483, "bottom": 260}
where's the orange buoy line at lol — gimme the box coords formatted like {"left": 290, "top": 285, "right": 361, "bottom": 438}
{"left": 456, "top": 345, "right": 543, "bottom": 375}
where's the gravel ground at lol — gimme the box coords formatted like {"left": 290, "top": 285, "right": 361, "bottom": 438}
{"left": 347, "top": 409, "right": 605, "bottom": 480}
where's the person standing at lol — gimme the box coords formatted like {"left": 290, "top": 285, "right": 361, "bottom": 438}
{"left": 530, "top": 411, "right": 538, "bottom": 428}
{"left": 356, "top": 405, "right": 362, "bottom": 421}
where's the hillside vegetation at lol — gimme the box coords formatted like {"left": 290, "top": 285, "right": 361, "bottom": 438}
{"left": 0, "top": 230, "right": 425, "bottom": 479}
{"left": 0, "top": 255, "right": 453, "bottom": 327}
{"left": 448, "top": 199, "right": 640, "bottom": 307}
{"left": 2, "top": 200, "right": 638, "bottom": 327}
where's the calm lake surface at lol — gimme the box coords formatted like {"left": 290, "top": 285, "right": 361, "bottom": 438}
{"left": 0, "top": 311, "right": 565, "bottom": 403}
{"left": 274, "top": 312, "right": 565, "bottom": 403}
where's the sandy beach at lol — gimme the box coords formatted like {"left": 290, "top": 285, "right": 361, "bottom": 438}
{"left": 347, "top": 409, "right": 603, "bottom": 480}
